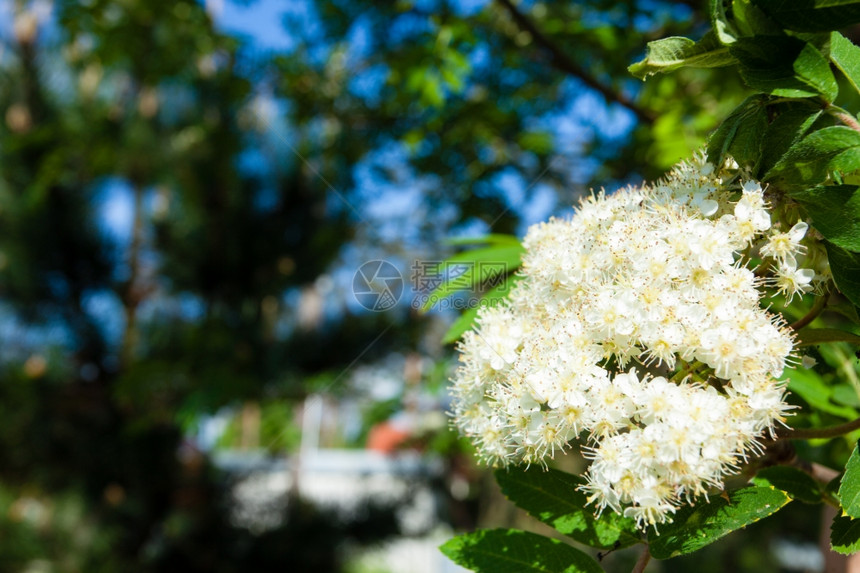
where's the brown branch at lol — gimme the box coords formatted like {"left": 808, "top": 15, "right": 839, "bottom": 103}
{"left": 789, "top": 293, "right": 828, "bottom": 331}
{"left": 778, "top": 417, "right": 860, "bottom": 440}
{"left": 495, "top": 0, "right": 656, "bottom": 124}
{"left": 632, "top": 546, "right": 651, "bottom": 573}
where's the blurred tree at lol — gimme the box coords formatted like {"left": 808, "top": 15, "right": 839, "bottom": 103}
{"left": 0, "top": 0, "right": 401, "bottom": 569}
{"left": 0, "top": 0, "right": 757, "bottom": 571}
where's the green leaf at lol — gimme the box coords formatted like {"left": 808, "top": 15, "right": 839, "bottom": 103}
{"left": 831, "top": 32, "right": 860, "bottom": 96}
{"left": 731, "top": 36, "right": 838, "bottom": 101}
{"left": 442, "top": 275, "right": 522, "bottom": 345}
{"left": 834, "top": 384, "right": 860, "bottom": 408}
{"left": 831, "top": 514, "right": 860, "bottom": 554}
{"left": 758, "top": 104, "right": 822, "bottom": 176}
{"left": 838, "top": 441, "right": 860, "bottom": 518}
{"left": 785, "top": 365, "right": 858, "bottom": 419}
{"left": 420, "top": 244, "right": 524, "bottom": 312}
{"left": 629, "top": 32, "right": 736, "bottom": 79}
{"left": 752, "top": 0, "right": 860, "bottom": 33}
{"left": 648, "top": 486, "right": 791, "bottom": 559}
{"left": 752, "top": 466, "right": 822, "bottom": 503}
{"left": 711, "top": 0, "right": 739, "bottom": 45}
{"left": 706, "top": 94, "right": 769, "bottom": 168}
{"left": 827, "top": 300, "right": 860, "bottom": 325}
{"left": 797, "top": 327, "right": 860, "bottom": 347}
{"left": 443, "top": 306, "right": 480, "bottom": 345}
{"left": 826, "top": 241, "right": 860, "bottom": 308}
{"left": 439, "top": 528, "right": 604, "bottom": 573}
{"left": 495, "top": 467, "right": 641, "bottom": 550}
{"left": 732, "top": 0, "right": 783, "bottom": 36}
{"left": 444, "top": 234, "right": 523, "bottom": 247}
{"left": 765, "top": 127, "right": 860, "bottom": 189}
{"left": 791, "top": 186, "right": 860, "bottom": 250}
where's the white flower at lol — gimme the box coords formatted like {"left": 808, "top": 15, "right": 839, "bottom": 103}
{"left": 449, "top": 155, "right": 804, "bottom": 529}
{"left": 772, "top": 262, "right": 815, "bottom": 303}
{"left": 761, "top": 221, "right": 809, "bottom": 264}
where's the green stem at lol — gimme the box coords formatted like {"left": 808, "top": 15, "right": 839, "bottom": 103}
{"left": 789, "top": 294, "right": 828, "bottom": 331}
{"left": 778, "top": 416, "right": 860, "bottom": 440}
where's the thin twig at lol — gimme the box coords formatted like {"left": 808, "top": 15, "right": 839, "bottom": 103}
{"left": 835, "top": 111, "right": 860, "bottom": 133}
{"left": 495, "top": 0, "right": 655, "bottom": 124}
{"left": 632, "top": 546, "right": 651, "bottom": 573}
{"left": 788, "top": 293, "right": 828, "bottom": 331}
{"left": 826, "top": 105, "right": 860, "bottom": 133}
{"left": 778, "top": 416, "right": 860, "bottom": 440}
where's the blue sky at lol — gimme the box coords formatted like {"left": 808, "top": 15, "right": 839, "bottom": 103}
{"left": 209, "top": 0, "right": 311, "bottom": 51}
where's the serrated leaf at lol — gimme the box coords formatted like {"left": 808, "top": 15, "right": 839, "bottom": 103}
{"left": 420, "top": 244, "right": 524, "bottom": 312}
{"left": 758, "top": 104, "right": 822, "bottom": 176}
{"left": 629, "top": 32, "right": 736, "bottom": 79}
{"left": 839, "top": 441, "right": 860, "bottom": 518}
{"left": 784, "top": 366, "right": 858, "bottom": 419}
{"left": 765, "top": 127, "right": 860, "bottom": 189}
{"left": 826, "top": 242, "right": 860, "bottom": 308}
{"left": 791, "top": 185, "right": 860, "bottom": 251}
{"left": 752, "top": 466, "right": 822, "bottom": 503}
{"left": 753, "top": 0, "right": 860, "bottom": 33}
{"left": 706, "top": 94, "right": 769, "bottom": 168}
{"left": 648, "top": 486, "right": 791, "bottom": 559}
{"left": 796, "top": 327, "right": 860, "bottom": 347}
{"left": 495, "top": 467, "right": 641, "bottom": 550}
{"left": 731, "top": 36, "right": 838, "bottom": 101}
{"left": 831, "top": 32, "right": 860, "bottom": 96}
{"left": 442, "top": 275, "right": 522, "bottom": 344}
{"left": 439, "top": 528, "right": 604, "bottom": 573}
{"left": 832, "top": 514, "right": 860, "bottom": 554}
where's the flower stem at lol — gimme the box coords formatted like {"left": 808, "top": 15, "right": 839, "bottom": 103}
{"left": 778, "top": 416, "right": 860, "bottom": 440}
{"left": 788, "top": 293, "right": 828, "bottom": 331}
{"left": 632, "top": 546, "right": 651, "bottom": 573}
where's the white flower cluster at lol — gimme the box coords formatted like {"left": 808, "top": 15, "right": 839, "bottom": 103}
{"left": 450, "top": 157, "right": 812, "bottom": 529}
{"left": 661, "top": 156, "right": 829, "bottom": 300}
